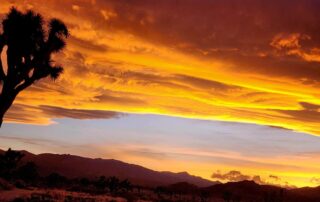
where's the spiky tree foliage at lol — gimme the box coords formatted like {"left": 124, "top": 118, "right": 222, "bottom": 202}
{"left": 0, "top": 148, "right": 24, "bottom": 179}
{"left": 0, "top": 7, "right": 68, "bottom": 127}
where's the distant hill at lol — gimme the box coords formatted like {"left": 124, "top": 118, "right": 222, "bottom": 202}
{"left": 288, "top": 186, "right": 320, "bottom": 201}
{"left": 202, "top": 180, "right": 284, "bottom": 201}
{"left": 198, "top": 180, "right": 320, "bottom": 202}
{"left": 0, "top": 149, "right": 218, "bottom": 187}
{"left": 151, "top": 180, "right": 320, "bottom": 201}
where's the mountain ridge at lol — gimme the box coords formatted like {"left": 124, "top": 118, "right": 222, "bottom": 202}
{"left": 0, "top": 149, "right": 218, "bottom": 187}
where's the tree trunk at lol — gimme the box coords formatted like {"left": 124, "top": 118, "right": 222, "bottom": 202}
{"left": 0, "top": 111, "right": 4, "bottom": 127}
{"left": 0, "top": 88, "right": 17, "bottom": 128}
{"left": 0, "top": 97, "right": 7, "bottom": 128}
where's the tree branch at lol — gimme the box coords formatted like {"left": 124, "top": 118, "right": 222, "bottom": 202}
{"left": 0, "top": 55, "right": 5, "bottom": 81}
{"left": 14, "top": 57, "right": 50, "bottom": 93}
{"left": 14, "top": 77, "right": 35, "bottom": 93}
{"left": 6, "top": 47, "right": 16, "bottom": 80}
{"left": 0, "top": 35, "right": 5, "bottom": 81}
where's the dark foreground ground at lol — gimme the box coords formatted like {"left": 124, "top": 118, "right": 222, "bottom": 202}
{"left": 2, "top": 179, "right": 320, "bottom": 202}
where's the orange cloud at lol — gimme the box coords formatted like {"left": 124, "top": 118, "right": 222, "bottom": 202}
{"left": 270, "top": 33, "right": 309, "bottom": 50}
{"left": 1, "top": 0, "right": 320, "bottom": 138}
{"left": 4, "top": 104, "right": 122, "bottom": 125}
{"left": 271, "top": 33, "right": 320, "bottom": 62}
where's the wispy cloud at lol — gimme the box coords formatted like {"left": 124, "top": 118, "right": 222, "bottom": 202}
{"left": 271, "top": 33, "right": 320, "bottom": 62}
{"left": 4, "top": 104, "right": 123, "bottom": 124}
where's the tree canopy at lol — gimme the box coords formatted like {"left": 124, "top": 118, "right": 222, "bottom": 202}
{"left": 0, "top": 7, "right": 68, "bottom": 127}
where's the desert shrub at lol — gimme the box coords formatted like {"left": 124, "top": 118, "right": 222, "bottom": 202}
{"left": 92, "top": 176, "right": 132, "bottom": 195}
{"left": 12, "top": 197, "right": 26, "bottom": 202}
{"left": 94, "top": 176, "right": 107, "bottom": 191}
{"left": 17, "top": 162, "right": 39, "bottom": 184}
{"left": 30, "top": 193, "right": 55, "bottom": 202}
{"left": 117, "top": 192, "right": 136, "bottom": 202}
{"left": 14, "top": 179, "right": 27, "bottom": 189}
{"left": 0, "top": 148, "right": 24, "bottom": 180}
{"left": 0, "top": 149, "right": 40, "bottom": 188}
{"left": 45, "top": 172, "right": 68, "bottom": 188}
{"left": 107, "top": 176, "right": 120, "bottom": 194}
{"left": 119, "top": 179, "right": 132, "bottom": 193}
{"left": 79, "top": 177, "right": 90, "bottom": 187}
{"left": 65, "top": 195, "right": 95, "bottom": 202}
{"left": 0, "top": 177, "right": 14, "bottom": 190}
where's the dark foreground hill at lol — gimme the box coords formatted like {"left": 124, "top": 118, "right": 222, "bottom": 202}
{"left": 204, "top": 180, "right": 320, "bottom": 202}
{"left": 6, "top": 150, "right": 217, "bottom": 187}
{"left": 160, "top": 180, "right": 320, "bottom": 202}
{"left": 142, "top": 180, "right": 320, "bottom": 202}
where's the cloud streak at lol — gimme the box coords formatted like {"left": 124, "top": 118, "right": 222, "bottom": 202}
{"left": 5, "top": 104, "right": 123, "bottom": 124}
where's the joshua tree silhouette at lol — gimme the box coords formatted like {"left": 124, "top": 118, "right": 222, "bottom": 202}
{"left": 0, "top": 7, "right": 68, "bottom": 127}
{"left": 0, "top": 148, "right": 24, "bottom": 179}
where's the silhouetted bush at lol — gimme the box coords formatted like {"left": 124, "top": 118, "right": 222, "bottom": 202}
{"left": 119, "top": 179, "right": 133, "bottom": 193}
{"left": 79, "top": 177, "right": 90, "bottom": 187}
{"left": 45, "top": 172, "right": 68, "bottom": 188}
{"left": 17, "top": 162, "right": 39, "bottom": 184}
{"left": 107, "top": 176, "right": 120, "bottom": 194}
{"left": 0, "top": 177, "right": 14, "bottom": 190}
{"left": 0, "top": 148, "right": 24, "bottom": 180}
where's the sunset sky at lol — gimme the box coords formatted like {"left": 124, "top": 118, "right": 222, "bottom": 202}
{"left": 1, "top": 0, "right": 320, "bottom": 188}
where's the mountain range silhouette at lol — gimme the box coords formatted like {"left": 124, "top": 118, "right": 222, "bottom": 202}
{"left": 0, "top": 149, "right": 218, "bottom": 187}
